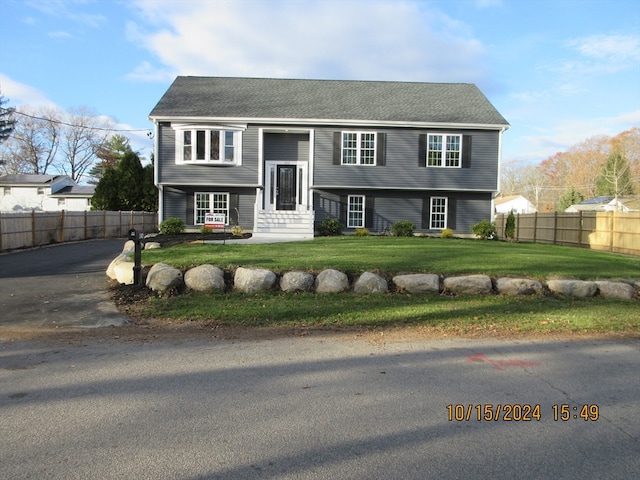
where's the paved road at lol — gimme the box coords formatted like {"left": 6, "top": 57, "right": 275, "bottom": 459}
{"left": 0, "top": 239, "right": 130, "bottom": 328}
{"left": 1, "top": 332, "right": 639, "bottom": 479}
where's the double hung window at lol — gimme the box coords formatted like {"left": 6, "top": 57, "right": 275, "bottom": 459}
{"left": 427, "top": 134, "right": 461, "bottom": 167}
{"left": 430, "top": 197, "right": 448, "bottom": 230}
{"left": 342, "top": 132, "right": 376, "bottom": 165}
{"left": 195, "top": 192, "right": 229, "bottom": 225}
{"left": 347, "top": 195, "right": 365, "bottom": 228}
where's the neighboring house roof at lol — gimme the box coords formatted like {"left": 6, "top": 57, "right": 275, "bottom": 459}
{"left": 149, "top": 76, "right": 510, "bottom": 127}
{"left": 49, "top": 185, "right": 95, "bottom": 197}
{"left": 580, "top": 196, "right": 613, "bottom": 205}
{"left": 0, "top": 174, "right": 60, "bottom": 185}
{"left": 605, "top": 196, "right": 640, "bottom": 212}
{"left": 495, "top": 195, "right": 524, "bottom": 206}
{"left": 565, "top": 196, "right": 615, "bottom": 212}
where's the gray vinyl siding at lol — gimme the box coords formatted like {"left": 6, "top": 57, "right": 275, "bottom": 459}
{"left": 313, "top": 127, "right": 500, "bottom": 191}
{"left": 264, "top": 133, "right": 309, "bottom": 162}
{"left": 314, "top": 190, "right": 492, "bottom": 235}
{"left": 161, "top": 187, "right": 255, "bottom": 230}
{"left": 156, "top": 124, "right": 260, "bottom": 186}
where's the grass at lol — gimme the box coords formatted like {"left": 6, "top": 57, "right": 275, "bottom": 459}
{"left": 142, "top": 236, "right": 640, "bottom": 280}
{"left": 138, "top": 237, "right": 640, "bottom": 335}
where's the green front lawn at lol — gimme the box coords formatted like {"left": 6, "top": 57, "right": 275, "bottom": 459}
{"left": 137, "top": 237, "right": 639, "bottom": 335}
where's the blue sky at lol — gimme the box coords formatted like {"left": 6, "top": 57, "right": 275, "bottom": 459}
{"left": 1, "top": 0, "right": 639, "bottom": 165}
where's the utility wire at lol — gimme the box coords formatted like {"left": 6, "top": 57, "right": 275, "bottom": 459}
{"left": 0, "top": 107, "right": 151, "bottom": 134}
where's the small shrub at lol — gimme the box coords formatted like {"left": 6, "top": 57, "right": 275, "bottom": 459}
{"left": 354, "top": 228, "right": 370, "bottom": 236}
{"left": 471, "top": 220, "right": 497, "bottom": 240}
{"left": 231, "top": 225, "right": 243, "bottom": 237}
{"left": 440, "top": 228, "right": 454, "bottom": 239}
{"left": 318, "top": 218, "right": 343, "bottom": 236}
{"left": 159, "top": 217, "right": 185, "bottom": 235}
{"left": 505, "top": 211, "right": 516, "bottom": 240}
{"left": 200, "top": 226, "right": 213, "bottom": 235}
{"left": 391, "top": 220, "right": 415, "bottom": 237}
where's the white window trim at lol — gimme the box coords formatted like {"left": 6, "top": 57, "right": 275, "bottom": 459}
{"left": 342, "top": 131, "right": 377, "bottom": 166}
{"left": 347, "top": 194, "right": 365, "bottom": 228}
{"left": 427, "top": 133, "right": 462, "bottom": 168}
{"left": 194, "top": 192, "right": 230, "bottom": 225}
{"left": 430, "top": 196, "right": 448, "bottom": 230}
{"left": 174, "top": 125, "right": 243, "bottom": 166}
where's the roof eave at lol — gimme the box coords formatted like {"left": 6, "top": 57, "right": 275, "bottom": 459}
{"left": 149, "top": 115, "right": 509, "bottom": 131}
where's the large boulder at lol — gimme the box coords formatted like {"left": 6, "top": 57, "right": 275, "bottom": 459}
{"left": 547, "top": 279, "right": 597, "bottom": 298}
{"left": 496, "top": 277, "right": 544, "bottom": 296}
{"left": 146, "top": 263, "right": 183, "bottom": 293}
{"left": 144, "top": 241, "right": 161, "bottom": 250}
{"left": 596, "top": 281, "right": 635, "bottom": 300}
{"left": 354, "top": 272, "right": 388, "bottom": 294}
{"left": 443, "top": 275, "right": 493, "bottom": 295}
{"left": 123, "top": 240, "right": 135, "bottom": 253}
{"left": 114, "top": 261, "right": 135, "bottom": 285}
{"left": 234, "top": 267, "right": 276, "bottom": 293}
{"left": 315, "top": 269, "right": 349, "bottom": 293}
{"left": 184, "top": 264, "right": 225, "bottom": 292}
{"left": 106, "top": 253, "right": 133, "bottom": 280}
{"left": 281, "top": 271, "right": 315, "bottom": 292}
{"left": 393, "top": 274, "right": 440, "bottom": 294}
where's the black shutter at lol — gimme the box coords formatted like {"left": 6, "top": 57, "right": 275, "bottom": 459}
{"left": 339, "top": 195, "right": 347, "bottom": 226}
{"left": 229, "top": 193, "right": 239, "bottom": 225}
{"left": 333, "top": 132, "right": 342, "bottom": 165}
{"left": 462, "top": 135, "right": 472, "bottom": 168}
{"left": 365, "top": 196, "right": 374, "bottom": 228}
{"left": 418, "top": 134, "right": 427, "bottom": 167}
{"left": 447, "top": 197, "right": 457, "bottom": 230}
{"left": 376, "top": 133, "right": 386, "bottom": 166}
{"left": 421, "top": 197, "right": 430, "bottom": 229}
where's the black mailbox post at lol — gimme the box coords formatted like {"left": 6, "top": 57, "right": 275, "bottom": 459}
{"left": 128, "top": 228, "right": 142, "bottom": 286}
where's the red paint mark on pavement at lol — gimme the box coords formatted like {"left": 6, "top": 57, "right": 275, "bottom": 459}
{"left": 466, "top": 353, "right": 540, "bottom": 371}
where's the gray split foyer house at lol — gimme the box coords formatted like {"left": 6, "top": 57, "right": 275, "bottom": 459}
{"left": 149, "top": 76, "right": 509, "bottom": 239}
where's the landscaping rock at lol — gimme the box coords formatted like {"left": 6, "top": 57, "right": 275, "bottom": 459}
{"left": 106, "top": 253, "right": 133, "bottom": 280}
{"left": 393, "top": 274, "right": 440, "bottom": 294}
{"left": 496, "top": 277, "right": 544, "bottom": 296}
{"left": 144, "top": 241, "right": 161, "bottom": 250}
{"left": 547, "top": 279, "right": 597, "bottom": 298}
{"left": 354, "top": 272, "right": 388, "bottom": 294}
{"left": 146, "top": 263, "right": 183, "bottom": 293}
{"left": 281, "top": 271, "right": 314, "bottom": 292}
{"left": 234, "top": 267, "right": 276, "bottom": 293}
{"left": 315, "top": 269, "right": 349, "bottom": 293}
{"left": 596, "top": 281, "right": 635, "bottom": 300}
{"left": 113, "top": 261, "right": 135, "bottom": 285}
{"left": 443, "top": 275, "right": 493, "bottom": 295}
{"left": 123, "top": 240, "right": 135, "bottom": 253}
{"left": 184, "top": 264, "right": 225, "bottom": 292}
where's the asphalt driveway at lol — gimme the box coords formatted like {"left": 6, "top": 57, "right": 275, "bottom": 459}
{"left": 0, "top": 239, "right": 130, "bottom": 329}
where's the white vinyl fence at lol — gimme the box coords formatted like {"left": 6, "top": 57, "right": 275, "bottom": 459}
{"left": 0, "top": 210, "right": 157, "bottom": 252}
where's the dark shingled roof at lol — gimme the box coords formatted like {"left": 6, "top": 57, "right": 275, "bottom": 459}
{"left": 149, "top": 76, "right": 509, "bottom": 127}
{"left": 0, "top": 174, "right": 58, "bottom": 185}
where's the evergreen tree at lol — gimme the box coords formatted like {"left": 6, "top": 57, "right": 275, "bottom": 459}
{"left": 140, "top": 156, "right": 158, "bottom": 212}
{"left": 91, "top": 166, "right": 121, "bottom": 210}
{"left": 557, "top": 188, "right": 585, "bottom": 211}
{"left": 595, "top": 150, "right": 635, "bottom": 197}
{"left": 117, "top": 150, "right": 145, "bottom": 211}
{"left": 0, "top": 93, "right": 16, "bottom": 144}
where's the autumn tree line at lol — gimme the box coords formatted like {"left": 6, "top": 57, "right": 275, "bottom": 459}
{"left": 501, "top": 128, "right": 639, "bottom": 212}
{"left": 0, "top": 95, "right": 157, "bottom": 212}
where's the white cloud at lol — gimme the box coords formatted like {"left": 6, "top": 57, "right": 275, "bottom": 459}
{"left": 48, "top": 30, "right": 72, "bottom": 38}
{"left": 25, "top": 0, "right": 106, "bottom": 28}
{"left": 127, "top": 0, "right": 489, "bottom": 83}
{"left": 0, "top": 74, "right": 57, "bottom": 108}
{"left": 568, "top": 33, "right": 640, "bottom": 63}
{"left": 124, "top": 59, "right": 176, "bottom": 83}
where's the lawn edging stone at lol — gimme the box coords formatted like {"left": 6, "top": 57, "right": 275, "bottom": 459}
{"left": 108, "top": 245, "right": 638, "bottom": 300}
